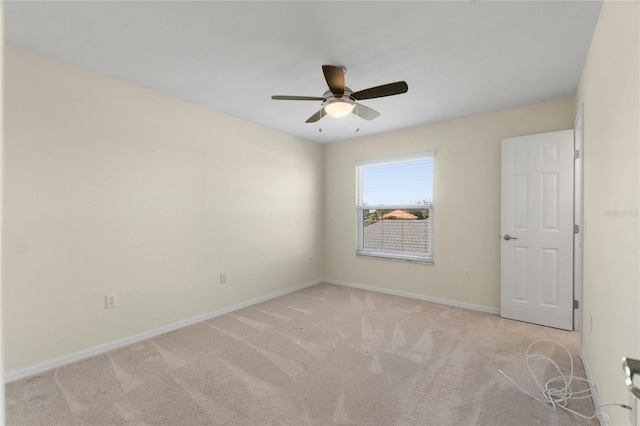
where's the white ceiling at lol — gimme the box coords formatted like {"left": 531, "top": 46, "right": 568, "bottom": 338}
{"left": 5, "top": 1, "right": 602, "bottom": 143}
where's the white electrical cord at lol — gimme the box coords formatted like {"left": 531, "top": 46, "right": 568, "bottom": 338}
{"left": 497, "top": 339, "right": 631, "bottom": 422}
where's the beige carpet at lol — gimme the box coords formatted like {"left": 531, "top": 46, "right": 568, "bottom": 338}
{"left": 6, "top": 283, "right": 598, "bottom": 425}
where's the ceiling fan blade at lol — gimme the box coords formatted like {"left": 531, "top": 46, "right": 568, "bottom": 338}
{"left": 272, "top": 95, "right": 325, "bottom": 101}
{"left": 305, "top": 108, "right": 326, "bottom": 123}
{"left": 352, "top": 81, "right": 408, "bottom": 101}
{"left": 322, "top": 65, "right": 345, "bottom": 96}
{"left": 352, "top": 103, "right": 380, "bottom": 121}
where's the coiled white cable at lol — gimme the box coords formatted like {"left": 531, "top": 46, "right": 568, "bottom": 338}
{"left": 497, "top": 339, "right": 631, "bottom": 422}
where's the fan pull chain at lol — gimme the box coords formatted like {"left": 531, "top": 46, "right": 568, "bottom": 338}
{"left": 355, "top": 104, "right": 360, "bottom": 133}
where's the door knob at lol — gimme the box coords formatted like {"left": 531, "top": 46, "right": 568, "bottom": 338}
{"left": 503, "top": 234, "right": 518, "bottom": 241}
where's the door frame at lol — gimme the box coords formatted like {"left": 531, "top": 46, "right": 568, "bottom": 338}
{"left": 574, "top": 104, "right": 584, "bottom": 335}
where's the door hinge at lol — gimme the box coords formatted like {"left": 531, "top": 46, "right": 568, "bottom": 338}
{"left": 574, "top": 150, "right": 580, "bottom": 160}
{"left": 574, "top": 224, "right": 580, "bottom": 234}
{"left": 573, "top": 299, "right": 579, "bottom": 309}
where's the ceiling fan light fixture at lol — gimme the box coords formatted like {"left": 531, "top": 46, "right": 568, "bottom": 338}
{"left": 324, "top": 99, "right": 355, "bottom": 118}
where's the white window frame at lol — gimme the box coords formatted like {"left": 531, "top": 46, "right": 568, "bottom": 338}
{"left": 355, "top": 152, "right": 435, "bottom": 263}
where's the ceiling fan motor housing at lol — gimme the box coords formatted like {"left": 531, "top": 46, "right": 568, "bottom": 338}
{"left": 323, "top": 87, "right": 353, "bottom": 102}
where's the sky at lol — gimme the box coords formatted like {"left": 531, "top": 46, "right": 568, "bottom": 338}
{"left": 359, "top": 158, "right": 433, "bottom": 207}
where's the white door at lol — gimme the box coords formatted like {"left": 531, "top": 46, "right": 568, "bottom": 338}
{"left": 501, "top": 129, "right": 574, "bottom": 330}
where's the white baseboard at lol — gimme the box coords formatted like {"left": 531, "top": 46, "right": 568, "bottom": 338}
{"left": 580, "top": 352, "right": 605, "bottom": 426}
{"left": 326, "top": 279, "right": 500, "bottom": 315}
{"left": 4, "top": 279, "right": 322, "bottom": 383}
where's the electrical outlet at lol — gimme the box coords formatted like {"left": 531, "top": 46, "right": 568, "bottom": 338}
{"left": 463, "top": 268, "right": 470, "bottom": 279}
{"left": 105, "top": 294, "right": 117, "bottom": 309}
{"left": 220, "top": 273, "right": 227, "bottom": 284}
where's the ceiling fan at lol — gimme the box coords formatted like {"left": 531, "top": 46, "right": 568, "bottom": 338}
{"left": 271, "top": 65, "right": 408, "bottom": 123}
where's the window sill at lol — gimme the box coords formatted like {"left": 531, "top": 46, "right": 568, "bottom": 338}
{"left": 356, "top": 251, "right": 434, "bottom": 264}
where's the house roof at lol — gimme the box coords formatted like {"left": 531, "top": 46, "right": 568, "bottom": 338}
{"left": 383, "top": 210, "right": 418, "bottom": 220}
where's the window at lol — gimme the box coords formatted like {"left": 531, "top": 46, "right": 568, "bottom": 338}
{"left": 356, "top": 152, "right": 434, "bottom": 262}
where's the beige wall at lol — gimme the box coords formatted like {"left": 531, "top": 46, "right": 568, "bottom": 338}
{"left": 3, "top": 47, "right": 324, "bottom": 372}
{"left": 576, "top": 1, "right": 640, "bottom": 425}
{"left": 324, "top": 98, "right": 575, "bottom": 310}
